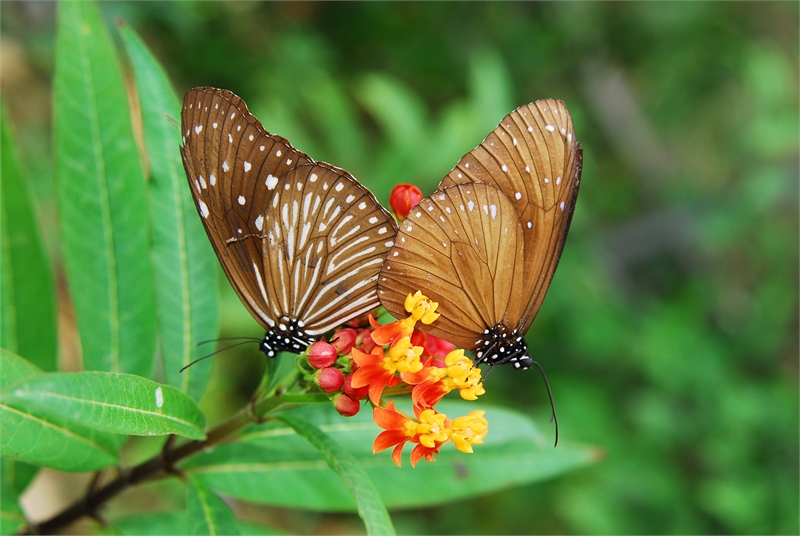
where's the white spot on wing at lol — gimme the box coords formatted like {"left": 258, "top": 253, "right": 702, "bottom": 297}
{"left": 199, "top": 200, "right": 209, "bottom": 218}
{"left": 545, "top": 124, "right": 555, "bottom": 132}
{"left": 244, "top": 161, "right": 251, "bottom": 172}
{"left": 266, "top": 174, "right": 278, "bottom": 189}
{"left": 194, "top": 125, "right": 202, "bottom": 134}
{"left": 222, "top": 161, "right": 229, "bottom": 172}
{"left": 238, "top": 195, "right": 246, "bottom": 205}
{"left": 255, "top": 214, "right": 264, "bottom": 231}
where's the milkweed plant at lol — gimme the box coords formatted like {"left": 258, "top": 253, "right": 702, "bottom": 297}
{"left": 0, "top": 3, "right": 598, "bottom": 535}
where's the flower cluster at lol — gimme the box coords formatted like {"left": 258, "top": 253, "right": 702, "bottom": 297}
{"left": 302, "top": 291, "right": 489, "bottom": 467}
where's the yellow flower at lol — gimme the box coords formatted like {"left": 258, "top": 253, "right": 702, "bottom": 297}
{"left": 404, "top": 291, "right": 441, "bottom": 325}
{"left": 388, "top": 336, "right": 424, "bottom": 374}
{"left": 449, "top": 411, "right": 489, "bottom": 453}
{"left": 415, "top": 408, "right": 449, "bottom": 448}
{"left": 442, "top": 349, "right": 485, "bottom": 401}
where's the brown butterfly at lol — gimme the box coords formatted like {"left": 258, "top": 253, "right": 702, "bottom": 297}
{"left": 180, "top": 87, "right": 398, "bottom": 357}
{"left": 378, "top": 99, "right": 582, "bottom": 370}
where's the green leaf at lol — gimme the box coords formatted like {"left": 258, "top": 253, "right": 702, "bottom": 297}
{"left": 183, "top": 402, "right": 599, "bottom": 511}
{"left": 0, "top": 401, "right": 120, "bottom": 472}
{"left": 1, "top": 353, "right": 122, "bottom": 471}
{"left": 111, "top": 511, "right": 188, "bottom": 535}
{"left": 187, "top": 475, "right": 240, "bottom": 536}
{"left": 1, "top": 371, "right": 205, "bottom": 439}
{"left": 53, "top": 0, "right": 156, "bottom": 375}
{"left": 0, "top": 349, "right": 43, "bottom": 389}
{"left": 0, "top": 478, "right": 26, "bottom": 536}
{"left": 0, "top": 103, "right": 57, "bottom": 372}
{"left": 1, "top": 458, "right": 39, "bottom": 496}
{"left": 279, "top": 414, "right": 394, "bottom": 536}
{"left": 467, "top": 48, "right": 514, "bottom": 133}
{"left": 110, "top": 511, "right": 284, "bottom": 536}
{"left": 118, "top": 23, "right": 220, "bottom": 401}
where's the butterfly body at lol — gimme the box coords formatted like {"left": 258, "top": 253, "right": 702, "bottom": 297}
{"left": 181, "top": 87, "right": 397, "bottom": 357}
{"left": 378, "top": 99, "right": 582, "bottom": 370}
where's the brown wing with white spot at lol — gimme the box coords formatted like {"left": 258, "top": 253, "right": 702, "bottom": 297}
{"left": 378, "top": 183, "right": 525, "bottom": 349}
{"left": 258, "top": 164, "right": 398, "bottom": 335}
{"left": 180, "top": 87, "right": 314, "bottom": 330}
{"left": 439, "top": 99, "right": 582, "bottom": 331}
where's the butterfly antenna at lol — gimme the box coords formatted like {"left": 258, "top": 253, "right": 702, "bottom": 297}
{"left": 179, "top": 339, "right": 260, "bottom": 373}
{"left": 531, "top": 360, "right": 559, "bottom": 447}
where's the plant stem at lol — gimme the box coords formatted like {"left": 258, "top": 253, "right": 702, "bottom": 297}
{"left": 21, "top": 394, "right": 292, "bottom": 535}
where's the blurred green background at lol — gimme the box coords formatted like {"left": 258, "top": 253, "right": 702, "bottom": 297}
{"left": 2, "top": 2, "right": 798, "bottom": 534}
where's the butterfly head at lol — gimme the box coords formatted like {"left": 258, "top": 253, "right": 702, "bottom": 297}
{"left": 475, "top": 324, "right": 533, "bottom": 370}
{"left": 259, "top": 316, "right": 317, "bottom": 358}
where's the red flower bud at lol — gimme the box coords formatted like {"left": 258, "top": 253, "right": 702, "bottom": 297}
{"left": 343, "top": 373, "right": 370, "bottom": 401}
{"left": 307, "top": 341, "right": 337, "bottom": 369}
{"left": 315, "top": 367, "right": 344, "bottom": 393}
{"left": 357, "top": 328, "right": 377, "bottom": 353}
{"left": 333, "top": 393, "right": 361, "bottom": 417}
{"left": 413, "top": 329, "right": 455, "bottom": 359}
{"left": 331, "top": 328, "right": 357, "bottom": 354}
{"left": 389, "top": 184, "right": 423, "bottom": 220}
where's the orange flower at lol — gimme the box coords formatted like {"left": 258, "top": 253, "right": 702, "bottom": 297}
{"left": 351, "top": 347, "right": 402, "bottom": 405}
{"left": 372, "top": 400, "right": 449, "bottom": 467}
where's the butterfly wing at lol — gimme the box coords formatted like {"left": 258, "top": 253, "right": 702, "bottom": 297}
{"left": 259, "top": 164, "right": 398, "bottom": 336}
{"left": 378, "top": 183, "right": 525, "bottom": 350}
{"left": 180, "top": 87, "right": 315, "bottom": 330}
{"left": 439, "top": 99, "right": 582, "bottom": 332}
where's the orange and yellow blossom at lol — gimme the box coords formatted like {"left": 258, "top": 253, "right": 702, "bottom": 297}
{"left": 372, "top": 400, "right": 448, "bottom": 467}
{"left": 347, "top": 290, "right": 489, "bottom": 466}
{"left": 350, "top": 346, "right": 402, "bottom": 405}
{"left": 371, "top": 291, "right": 440, "bottom": 346}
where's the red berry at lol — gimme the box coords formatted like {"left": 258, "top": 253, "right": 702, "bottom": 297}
{"left": 333, "top": 393, "right": 360, "bottom": 417}
{"left": 343, "top": 373, "right": 369, "bottom": 401}
{"left": 307, "top": 341, "right": 337, "bottom": 369}
{"left": 357, "top": 328, "right": 377, "bottom": 353}
{"left": 331, "top": 328, "right": 357, "bottom": 354}
{"left": 315, "top": 367, "right": 344, "bottom": 393}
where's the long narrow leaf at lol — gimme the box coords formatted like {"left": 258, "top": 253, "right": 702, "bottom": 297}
{"left": 0, "top": 104, "right": 57, "bottom": 371}
{"left": 186, "top": 476, "right": 240, "bottom": 536}
{"left": 53, "top": 0, "right": 156, "bottom": 375}
{"left": 278, "top": 414, "right": 395, "bottom": 536}
{"left": 118, "top": 24, "right": 220, "bottom": 400}
{"left": 1, "top": 350, "right": 121, "bottom": 471}
{"left": 0, "top": 479, "right": 25, "bottom": 536}
{"left": 1, "top": 371, "right": 205, "bottom": 439}
{"left": 184, "top": 402, "right": 599, "bottom": 511}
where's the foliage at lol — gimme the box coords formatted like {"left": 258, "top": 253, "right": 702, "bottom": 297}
{"left": 1, "top": 1, "right": 798, "bottom": 535}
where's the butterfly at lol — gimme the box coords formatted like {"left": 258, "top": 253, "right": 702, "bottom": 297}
{"left": 180, "top": 87, "right": 398, "bottom": 357}
{"left": 378, "top": 99, "right": 582, "bottom": 370}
